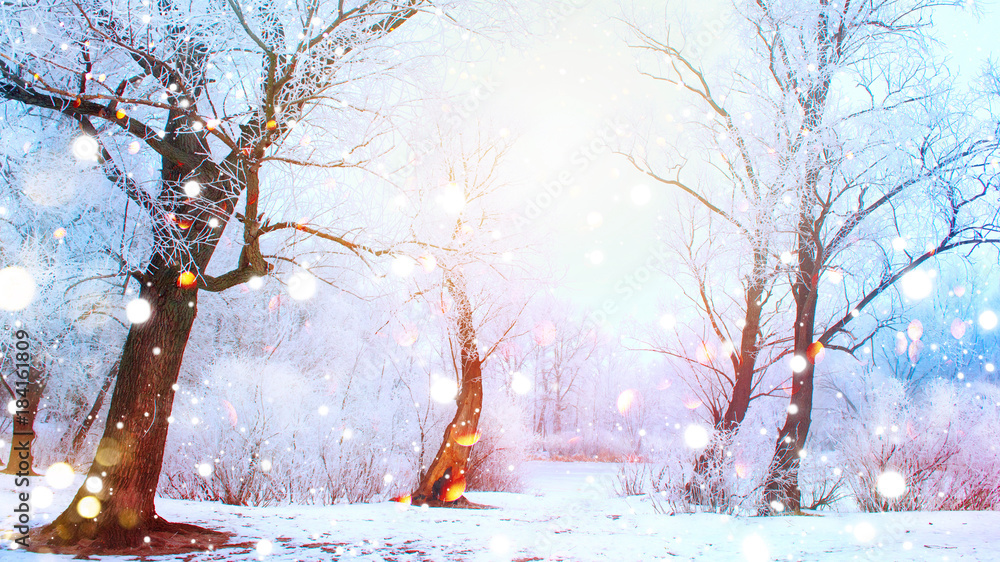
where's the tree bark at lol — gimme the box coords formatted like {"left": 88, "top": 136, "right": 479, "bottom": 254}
{"left": 687, "top": 250, "right": 766, "bottom": 505}
{"left": 33, "top": 266, "right": 219, "bottom": 549}
{"left": 2, "top": 365, "right": 44, "bottom": 476}
{"left": 761, "top": 203, "right": 821, "bottom": 514}
{"left": 411, "top": 270, "right": 484, "bottom": 507}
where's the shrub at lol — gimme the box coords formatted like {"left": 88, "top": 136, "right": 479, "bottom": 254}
{"left": 839, "top": 376, "right": 1000, "bottom": 511}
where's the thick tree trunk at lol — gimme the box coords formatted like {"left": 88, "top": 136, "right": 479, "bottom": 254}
{"left": 412, "top": 271, "right": 484, "bottom": 507}
{"left": 761, "top": 213, "right": 821, "bottom": 514}
{"left": 2, "top": 365, "right": 43, "bottom": 476}
{"left": 687, "top": 255, "right": 766, "bottom": 505}
{"left": 32, "top": 270, "right": 223, "bottom": 550}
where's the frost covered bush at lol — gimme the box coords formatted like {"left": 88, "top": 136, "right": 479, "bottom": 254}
{"left": 615, "top": 424, "right": 772, "bottom": 514}
{"left": 839, "top": 375, "right": 1000, "bottom": 511}
{"left": 466, "top": 396, "right": 528, "bottom": 493}
{"left": 159, "top": 355, "right": 415, "bottom": 506}
{"left": 535, "top": 429, "right": 634, "bottom": 461}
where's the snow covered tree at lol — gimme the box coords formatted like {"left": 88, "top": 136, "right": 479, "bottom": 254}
{"left": 0, "top": 0, "right": 460, "bottom": 550}
{"left": 399, "top": 133, "right": 527, "bottom": 506}
{"left": 627, "top": 0, "right": 1000, "bottom": 513}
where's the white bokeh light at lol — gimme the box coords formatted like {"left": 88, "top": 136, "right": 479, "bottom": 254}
{"left": 659, "top": 314, "right": 676, "bottom": 330}
{"left": 630, "top": 184, "right": 651, "bottom": 205}
{"left": 900, "top": 270, "right": 933, "bottom": 300}
{"left": 510, "top": 372, "right": 532, "bottom": 394}
{"left": 183, "top": 180, "right": 201, "bottom": 197}
{"left": 876, "top": 470, "right": 907, "bottom": 499}
{"left": 45, "top": 462, "right": 75, "bottom": 489}
{"left": 490, "top": 534, "right": 511, "bottom": 555}
{"left": 438, "top": 182, "right": 466, "bottom": 214}
{"left": 72, "top": 135, "right": 100, "bottom": 161}
{"left": 683, "top": 424, "right": 710, "bottom": 449}
{"left": 0, "top": 266, "right": 37, "bottom": 311}
{"left": 430, "top": 377, "right": 458, "bottom": 403}
{"left": 85, "top": 476, "right": 103, "bottom": 493}
{"left": 287, "top": 271, "right": 317, "bottom": 301}
{"left": 789, "top": 355, "right": 807, "bottom": 373}
{"left": 979, "top": 310, "right": 998, "bottom": 331}
{"left": 197, "top": 463, "right": 214, "bottom": 477}
{"left": 32, "top": 486, "right": 54, "bottom": 509}
{"left": 853, "top": 521, "right": 877, "bottom": 543}
{"left": 126, "top": 298, "right": 152, "bottom": 324}
{"left": 391, "top": 256, "right": 416, "bottom": 277}
{"left": 742, "top": 534, "right": 769, "bottom": 562}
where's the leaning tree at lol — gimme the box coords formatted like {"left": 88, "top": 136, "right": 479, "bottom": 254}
{"left": 395, "top": 131, "right": 528, "bottom": 506}
{"left": 0, "top": 0, "right": 471, "bottom": 550}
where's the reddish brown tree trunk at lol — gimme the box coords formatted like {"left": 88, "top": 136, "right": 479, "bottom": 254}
{"left": 761, "top": 198, "right": 821, "bottom": 515}
{"left": 687, "top": 250, "right": 766, "bottom": 504}
{"left": 32, "top": 268, "right": 224, "bottom": 550}
{"left": 412, "top": 271, "right": 484, "bottom": 507}
{"left": 33, "top": 111, "right": 233, "bottom": 550}
{"left": 2, "top": 365, "right": 43, "bottom": 476}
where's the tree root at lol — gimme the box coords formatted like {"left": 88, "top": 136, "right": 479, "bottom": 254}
{"left": 412, "top": 495, "right": 498, "bottom": 509}
{"left": 28, "top": 517, "right": 230, "bottom": 556}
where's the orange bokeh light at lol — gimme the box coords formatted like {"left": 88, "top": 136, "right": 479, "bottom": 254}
{"left": 392, "top": 494, "right": 411, "bottom": 505}
{"left": 440, "top": 477, "right": 466, "bottom": 502}
{"left": 683, "top": 397, "right": 703, "bottom": 410}
{"left": 177, "top": 271, "right": 197, "bottom": 289}
{"left": 453, "top": 430, "right": 481, "bottom": 447}
{"left": 806, "top": 342, "right": 825, "bottom": 363}
{"left": 617, "top": 389, "right": 638, "bottom": 414}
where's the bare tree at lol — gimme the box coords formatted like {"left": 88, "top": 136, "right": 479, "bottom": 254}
{"left": 0, "top": 0, "right": 439, "bottom": 549}
{"left": 401, "top": 133, "right": 527, "bottom": 506}
{"left": 627, "top": 0, "right": 1000, "bottom": 513}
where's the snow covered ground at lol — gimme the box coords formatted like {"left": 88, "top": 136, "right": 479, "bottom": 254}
{"left": 2, "top": 461, "right": 998, "bottom": 561}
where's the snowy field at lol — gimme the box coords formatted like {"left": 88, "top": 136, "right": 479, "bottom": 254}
{"left": 2, "top": 461, "right": 997, "bottom": 561}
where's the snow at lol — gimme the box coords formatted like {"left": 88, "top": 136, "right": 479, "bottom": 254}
{"left": 4, "top": 461, "right": 998, "bottom": 561}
